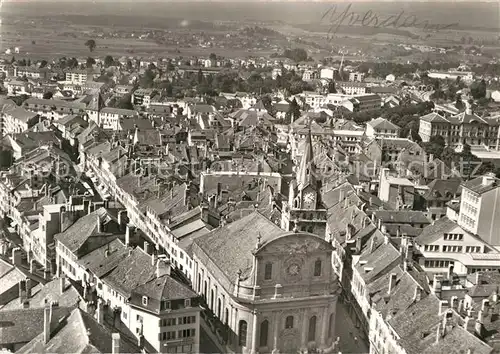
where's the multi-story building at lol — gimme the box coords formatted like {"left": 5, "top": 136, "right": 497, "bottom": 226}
{"left": 416, "top": 216, "right": 500, "bottom": 276}
{"left": 458, "top": 173, "right": 500, "bottom": 245}
{"left": 14, "top": 66, "right": 50, "bottom": 79}
{"left": 131, "top": 88, "right": 158, "bottom": 108}
{"left": 337, "top": 81, "right": 368, "bottom": 95}
{"left": 349, "top": 72, "right": 365, "bottom": 82}
{"left": 419, "top": 109, "right": 500, "bottom": 150}
{"left": 342, "top": 94, "right": 381, "bottom": 113}
{"left": 365, "top": 117, "right": 400, "bottom": 139}
{"left": 65, "top": 69, "right": 88, "bottom": 85}
{"left": 192, "top": 211, "right": 340, "bottom": 354}
{"left": 1, "top": 106, "right": 38, "bottom": 136}
{"left": 24, "top": 98, "right": 87, "bottom": 121}
{"left": 55, "top": 214, "right": 202, "bottom": 353}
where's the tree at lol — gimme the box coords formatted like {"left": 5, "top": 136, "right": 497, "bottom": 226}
{"left": 126, "top": 60, "right": 133, "bottom": 71}
{"left": 197, "top": 69, "right": 204, "bottom": 85}
{"left": 86, "top": 57, "right": 96, "bottom": 68}
{"left": 455, "top": 94, "right": 464, "bottom": 110}
{"left": 470, "top": 79, "right": 487, "bottom": 99}
{"left": 286, "top": 98, "right": 301, "bottom": 123}
{"left": 115, "top": 93, "right": 134, "bottom": 110}
{"left": 209, "top": 53, "right": 217, "bottom": 61}
{"left": 328, "top": 81, "right": 336, "bottom": 93}
{"left": 84, "top": 39, "right": 96, "bottom": 52}
{"left": 43, "top": 92, "right": 53, "bottom": 99}
{"left": 104, "top": 55, "right": 114, "bottom": 68}
{"left": 39, "top": 60, "right": 48, "bottom": 68}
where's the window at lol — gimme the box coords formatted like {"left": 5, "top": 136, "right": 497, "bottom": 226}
{"left": 217, "top": 298, "right": 221, "bottom": 318}
{"left": 308, "top": 316, "right": 317, "bottom": 342}
{"left": 285, "top": 316, "right": 294, "bottom": 329}
{"left": 184, "top": 299, "right": 191, "bottom": 308}
{"left": 264, "top": 263, "right": 273, "bottom": 280}
{"left": 260, "top": 320, "right": 269, "bottom": 347}
{"left": 444, "top": 233, "right": 464, "bottom": 241}
{"left": 142, "top": 296, "right": 148, "bottom": 306}
{"left": 424, "top": 245, "right": 439, "bottom": 252}
{"left": 161, "top": 301, "right": 171, "bottom": 310}
{"left": 238, "top": 320, "right": 248, "bottom": 347}
{"left": 314, "top": 259, "right": 322, "bottom": 277}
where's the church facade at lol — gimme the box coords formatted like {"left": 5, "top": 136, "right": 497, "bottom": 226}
{"left": 191, "top": 211, "right": 340, "bottom": 354}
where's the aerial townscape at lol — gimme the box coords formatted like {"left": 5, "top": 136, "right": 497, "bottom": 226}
{"left": 0, "top": 0, "right": 500, "bottom": 353}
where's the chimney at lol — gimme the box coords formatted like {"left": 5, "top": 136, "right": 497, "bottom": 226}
{"left": 355, "top": 237, "right": 362, "bottom": 254}
{"left": 370, "top": 237, "right": 376, "bottom": 253}
{"left": 44, "top": 303, "right": 51, "bottom": 344}
{"left": 413, "top": 287, "right": 422, "bottom": 302}
{"left": 30, "top": 259, "right": 36, "bottom": 274}
{"left": 482, "top": 299, "right": 490, "bottom": 312}
{"left": 448, "top": 264, "right": 454, "bottom": 280}
{"left": 339, "top": 189, "right": 345, "bottom": 204}
{"left": 156, "top": 256, "right": 171, "bottom": 278}
{"left": 60, "top": 276, "right": 66, "bottom": 295}
{"left": 377, "top": 218, "right": 382, "bottom": 230}
{"left": 381, "top": 225, "right": 387, "bottom": 235}
{"left": 493, "top": 288, "right": 498, "bottom": 302}
{"left": 406, "top": 238, "right": 414, "bottom": 261}
{"left": 450, "top": 296, "right": 458, "bottom": 309}
{"left": 118, "top": 210, "right": 127, "bottom": 230}
{"left": 26, "top": 278, "right": 32, "bottom": 298}
{"left": 476, "top": 272, "right": 482, "bottom": 285}
{"left": 19, "top": 280, "right": 27, "bottom": 304}
{"left": 11, "top": 247, "right": 22, "bottom": 266}
{"left": 476, "top": 311, "right": 484, "bottom": 336}
{"left": 433, "top": 275, "right": 443, "bottom": 298}
{"left": 97, "top": 298, "right": 104, "bottom": 324}
{"left": 125, "top": 224, "right": 134, "bottom": 246}
{"left": 438, "top": 300, "right": 447, "bottom": 315}
{"left": 112, "top": 333, "right": 121, "bottom": 354}
{"left": 96, "top": 214, "right": 101, "bottom": 233}
{"left": 435, "top": 322, "right": 442, "bottom": 344}
{"left": 184, "top": 185, "right": 189, "bottom": 206}
{"left": 138, "top": 334, "right": 145, "bottom": 347}
{"left": 388, "top": 273, "right": 397, "bottom": 294}
{"left": 144, "top": 241, "right": 151, "bottom": 255}
{"left": 60, "top": 209, "right": 66, "bottom": 233}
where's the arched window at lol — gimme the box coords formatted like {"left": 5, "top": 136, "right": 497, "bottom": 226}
{"left": 264, "top": 263, "right": 273, "bottom": 280}
{"left": 217, "top": 298, "right": 221, "bottom": 318}
{"left": 225, "top": 308, "right": 229, "bottom": 325}
{"left": 328, "top": 313, "right": 334, "bottom": 338}
{"left": 308, "top": 226, "right": 314, "bottom": 233}
{"left": 260, "top": 320, "right": 269, "bottom": 347}
{"left": 203, "top": 281, "right": 207, "bottom": 300}
{"left": 197, "top": 274, "right": 201, "bottom": 293}
{"left": 238, "top": 320, "right": 248, "bottom": 347}
{"left": 308, "top": 316, "right": 317, "bottom": 342}
{"left": 314, "top": 259, "right": 322, "bottom": 277}
{"left": 285, "top": 315, "right": 294, "bottom": 329}
{"left": 210, "top": 290, "right": 214, "bottom": 310}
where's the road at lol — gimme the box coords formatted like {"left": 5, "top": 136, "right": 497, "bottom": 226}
{"left": 336, "top": 300, "right": 369, "bottom": 354}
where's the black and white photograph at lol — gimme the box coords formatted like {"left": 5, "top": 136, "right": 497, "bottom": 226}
{"left": 0, "top": 0, "right": 499, "bottom": 353}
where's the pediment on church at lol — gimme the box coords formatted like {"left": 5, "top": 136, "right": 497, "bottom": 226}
{"left": 258, "top": 232, "right": 333, "bottom": 256}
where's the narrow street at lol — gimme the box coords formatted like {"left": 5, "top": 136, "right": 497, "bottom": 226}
{"left": 336, "top": 300, "right": 369, "bottom": 354}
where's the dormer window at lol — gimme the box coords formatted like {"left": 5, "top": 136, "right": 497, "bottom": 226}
{"left": 184, "top": 299, "right": 191, "bottom": 308}
{"left": 142, "top": 296, "right": 148, "bottom": 306}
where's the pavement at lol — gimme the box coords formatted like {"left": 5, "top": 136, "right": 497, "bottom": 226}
{"left": 335, "top": 300, "right": 369, "bottom": 354}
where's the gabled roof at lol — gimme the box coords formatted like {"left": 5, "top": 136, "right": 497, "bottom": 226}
{"left": 17, "top": 308, "right": 140, "bottom": 353}
{"left": 367, "top": 117, "right": 400, "bottom": 131}
{"left": 193, "top": 211, "right": 283, "bottom": 282}
{"left": 54, "top": 208, "right": 120, "bottom": 257}
{"left": 416, "top": 217, "right": 461, "bottom": 245}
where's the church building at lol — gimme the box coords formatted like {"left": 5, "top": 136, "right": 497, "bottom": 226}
{"left": 192, "top": 211, "right": 340, "bottom": 354}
